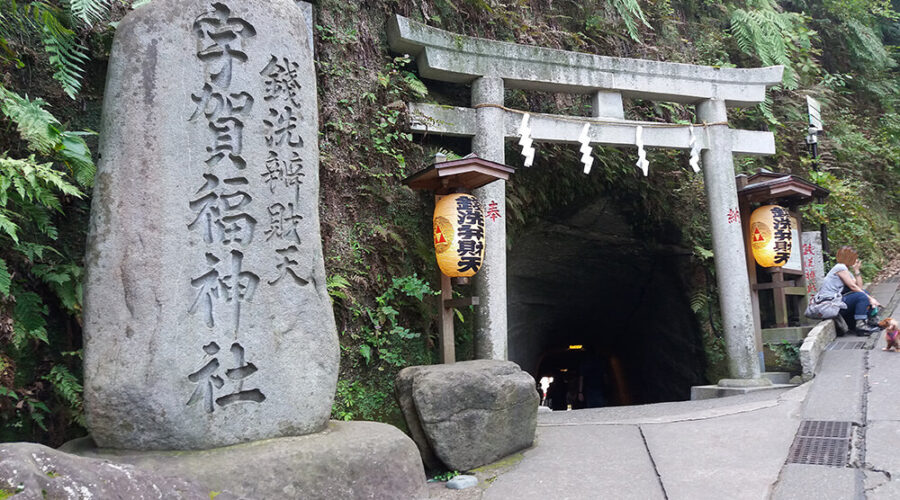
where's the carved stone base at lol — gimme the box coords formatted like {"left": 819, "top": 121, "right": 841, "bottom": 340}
{"left": 59, "top": 421, "right": 426, "bottom": 499}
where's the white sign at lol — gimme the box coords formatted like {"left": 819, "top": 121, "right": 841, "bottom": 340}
{"left": 807, "top": 96, "right": 823, "bottom": 132}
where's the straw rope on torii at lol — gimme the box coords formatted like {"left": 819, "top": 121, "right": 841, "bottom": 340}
{"left": 476, "top": 103, "right": 724, "bottom": 175}
{"left": 389, "top": 13, "right": 785, "bottom": 382}
{"left": 410, "top": 101, "right": 770, "bottom": 176}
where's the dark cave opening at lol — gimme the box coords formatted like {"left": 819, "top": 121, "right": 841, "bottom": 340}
{"left": 508, "top": 197, "right": 709, "bottom": 407}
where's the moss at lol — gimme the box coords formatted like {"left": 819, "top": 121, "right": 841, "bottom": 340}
{"left": 469, "top": 451, "right": 527, "bottom": 488}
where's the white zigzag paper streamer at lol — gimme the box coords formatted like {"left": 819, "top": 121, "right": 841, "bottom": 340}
{"left": 635, "top": 125, "right": 649, "bottom": 176}
{"left": 518, "top": 113, "right": 535, "bottom": 167}
{"left": 578, "top": 123, "right": 594, "bottom": 174}
{"left": 688, "top": 125, "right": 701, "bottom": 173}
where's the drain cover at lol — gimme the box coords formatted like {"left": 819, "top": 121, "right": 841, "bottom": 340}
{"left": 826, "top": 341, "right": 866, "bottom": 350}
{"left": 797, "top": 420, "right": 851, "bottom": 439}
{"left": 786, "top": 420, "right": 853, "bottom": 467}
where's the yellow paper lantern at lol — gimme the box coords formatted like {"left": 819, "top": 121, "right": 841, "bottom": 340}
{"left": 749, "top": 205, "right": 792, "bottom": 267}
{"left": 433, "top": 193, "right": 485, "bottom": 277}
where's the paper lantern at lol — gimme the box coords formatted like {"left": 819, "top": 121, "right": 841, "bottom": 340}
{"left": 433, "top": 193, "right": 485, "bottom": 277}
{"left": 749, "top": 205, "right": 792, "bottom": 267}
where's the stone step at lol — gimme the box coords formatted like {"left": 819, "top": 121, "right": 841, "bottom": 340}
{"left": 762, "top": 372, "right": 793, "bottom": 384}
{"left": 690, "top": 383, "right": 797, "bottom": 401}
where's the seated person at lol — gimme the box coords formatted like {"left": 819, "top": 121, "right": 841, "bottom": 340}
{"left": 820, "top": 246, "right": 881, "bottom": 335}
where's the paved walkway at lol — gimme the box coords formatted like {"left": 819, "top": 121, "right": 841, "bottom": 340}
{"left": 443, "top": 275, "right": 900, "bottom": 499}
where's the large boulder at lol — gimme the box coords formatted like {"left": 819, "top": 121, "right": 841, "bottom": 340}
{"left": 397, "top": 360, "right": 539, "bottom": 471}
{"left": 65, "top": 421, "right": 427, "bottom": 499}
{"left": 395, "top": 365, "right": 443, "bottom": 471}
{"left": 0, "top": 442, "right": 236, "bottom": 499}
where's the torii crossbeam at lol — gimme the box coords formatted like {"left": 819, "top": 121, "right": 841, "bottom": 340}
{"left": 389, "top": 14, "right": 784, "bottom": 381}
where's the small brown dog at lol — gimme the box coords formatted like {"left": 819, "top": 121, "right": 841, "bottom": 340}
{"left": 879, "top": 318, "right": 899, "bottom": 351}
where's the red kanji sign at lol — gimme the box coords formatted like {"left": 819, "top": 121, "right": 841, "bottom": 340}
{"left": 486, "top": 201, "right": 501, "bottom": 222}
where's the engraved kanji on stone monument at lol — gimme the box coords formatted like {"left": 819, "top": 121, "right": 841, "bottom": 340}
{"left": 83, "top": 0, "right": 338, "bottom": 450}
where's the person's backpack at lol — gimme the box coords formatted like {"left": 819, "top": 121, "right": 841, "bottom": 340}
{"left": 804, "top": 293, "right": 847, "bottom": 320}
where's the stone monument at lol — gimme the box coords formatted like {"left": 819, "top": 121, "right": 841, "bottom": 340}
{"left": 83, "top": 0, "right": 339, "bottom": 450}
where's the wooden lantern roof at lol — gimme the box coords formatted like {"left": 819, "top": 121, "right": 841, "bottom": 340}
{"left": 402, "top": 154, "right": 515, "bottom": 194}
{"left": 737, "top": 171, "right": 829, "bottom": 206}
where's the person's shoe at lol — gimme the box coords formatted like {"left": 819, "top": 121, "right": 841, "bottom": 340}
{"left": 854, "top": 319, "right": 881, "bottom": 336}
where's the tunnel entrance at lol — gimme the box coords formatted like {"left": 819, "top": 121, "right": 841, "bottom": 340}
{"left": 538, "top": 346, "right": 633, "bottom": 410}
{"left": 508, "top": 197, "right": 708, "bottom": 406}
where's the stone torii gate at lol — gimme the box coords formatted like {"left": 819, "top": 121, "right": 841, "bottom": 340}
{"left": 388, "top": 15, "right": 783, "bottom": 381}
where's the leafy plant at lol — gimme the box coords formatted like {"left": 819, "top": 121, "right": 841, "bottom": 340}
{"left": 0, "top": 0, "right": 111, "bottom": 98}
{"left": 768, "top": 340, "right": 800, "bottom": 369}
{"left": 610, "top": 0, "right": 652, "bottom": 42}
{"left": 431, "top": 470, "right": 461, "bottom": 481}
{"left": 0, "top": 84, "right": 94, "bottom": 443}
{"left": 353, "top": 274, "right": 434, "bottom": 368}
{"left": 729, "top": 0, "right": 816, "bottom": 89}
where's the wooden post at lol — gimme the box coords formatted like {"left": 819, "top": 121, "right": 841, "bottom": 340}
{"left": 772, "top": 268, "right": 789, "bottom": 327}
{"left": 435, "top": 191, "right": 456, "bottom": 364}
{"left": 438, "top": 271, "right": 456, "bottom": 364}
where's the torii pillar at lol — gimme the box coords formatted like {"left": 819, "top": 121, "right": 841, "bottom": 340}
{"left": 471, "top": 76, "right": 508, "bottom": 360}
{"left": 698, "top": 99, "right": 759, "bottom": 380}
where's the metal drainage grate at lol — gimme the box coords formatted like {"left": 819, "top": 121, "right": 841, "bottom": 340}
{"left": 826, "top": 341, "right": 867, "bottom": 350}
{"left": 786, "top": 420, "right": 853, "bottom": 467}
{"left": 797, "top": 420, "right": 851, "bottom": 439}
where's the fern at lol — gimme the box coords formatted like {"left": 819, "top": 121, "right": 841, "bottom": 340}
{"left": 729, "top": 0, "right": 810, "bottom": 89}
{"left": 844, "top": 18, "right": 894, "bottom": 71}
{"left": 611, "top": 0, "right": 652, "bottom": 42}
{"left": 0, "top": 0, "right": 99, "bottom": 99}
{"left": 0, "top": 86, "right": 96, "bottom": 187}
{"left": 0, "top": 258, "right": 11, "bottom": 297}
{"left": 401, "top": 72, "right": 428, "bottom": 98}
{"left": 39, "top": 10, "right": 89, "bottom": 99}
{"left": 0, "top": 89, "right": 59, "bottom": 154}
{"left": 43, "top": 364, "right": 83, "bottom": 410}
{"left": 758, "top": 94, "right": 778, "bottom": 125}
{"left": 327, "top": 274, "right": 352, "bottom": 301}
{"left": 12, "top": 289, "right": 49, "bottom": 347}
{"left": 68, "top": 0, "right": 109, "bottom": 25}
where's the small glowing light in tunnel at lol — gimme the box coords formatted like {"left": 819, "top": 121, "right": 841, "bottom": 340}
{"left": 559, "top": 368, "right": 568, "bottom": 373}
{"left": 568, "top": 345, "right": 584, "bottom": 350}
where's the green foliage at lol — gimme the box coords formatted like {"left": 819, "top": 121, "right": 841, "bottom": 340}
{"left": 768, "top": 340, "right": 800, "bottom": 369}
{"left": 803, "top": 170, "right": 892, "bottom": 275}
{"left": 0, "top": 84, "right": 93, "bottom": 443}
{"left": 326, "top": 274, "right": 352, "bottom": 301}
{"left": 0, "top": 87, "right": 96, "bottom": 185}
{"left": 610, "top": 0, "right": 652, "bottom": 42}
{"left": 331, "top": 274, "right": 436, "bottom": 422}
{"left": 431, "top": 470, "right": 461, "bottom": 481}
{"left": 729, "top": 0, "right": 816, "bottom": 89}
{"left": 352, "top": 274, "right": 434, "bottom": 368}
{"left": 0, "top": 1, "right": 109, "bottom": 98}
{"left": 368, "top": 54, "right": 426, "bottom": 169}
{"left": 843, "top": 18, "right": 895, "bottom": 71}
{"left": 69, "top": 0, "right": 111, "bottom": 25}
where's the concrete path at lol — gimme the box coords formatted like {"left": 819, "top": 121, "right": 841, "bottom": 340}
{"left": 478, "top": 386, "right": 805, "bottom": 500}
{"left": 437, "top": 276, "right": 900, "bottom": 500}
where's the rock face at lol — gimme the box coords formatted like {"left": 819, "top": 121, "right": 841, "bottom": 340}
{"left": 83, "top": 0, "right": 338, "bottom": 450}
{"left": 0, "top": 442, "right": 235, "bottom": 499}
{"left": 66, "top": 421, "right": 427, "bottom": 500}
{"left": 397, "top": 360, "right": 539, "bottom": 471}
